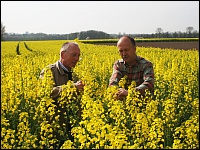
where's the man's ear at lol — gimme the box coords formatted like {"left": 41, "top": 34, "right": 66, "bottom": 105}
{"left": 60, "top": 51, "right": 65, "bottom": 58}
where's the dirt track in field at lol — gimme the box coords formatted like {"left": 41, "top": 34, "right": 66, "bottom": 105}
{"left": 136, "top": 42, "right": 199, "bottom": 50}
{"left": 95, "top": 41, "right": 199, "bottom": 50}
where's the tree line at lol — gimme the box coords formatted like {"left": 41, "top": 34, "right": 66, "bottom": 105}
{"left": 1, "top": 22, "right": 199, "bottom": 41}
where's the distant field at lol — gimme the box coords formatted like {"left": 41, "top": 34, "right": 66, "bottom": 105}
{"left": 94, "top": 41, "right": 199, "bottom": 50}
{"left": 80, "top": 38, "right": 199, "bottom": 50}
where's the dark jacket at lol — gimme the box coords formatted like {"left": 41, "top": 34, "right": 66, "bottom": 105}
{"left": 40, "top": 60, "right": 79, "bottom": 99}
{"left": 39, "top": 60, "right": 79, "bottom": 143}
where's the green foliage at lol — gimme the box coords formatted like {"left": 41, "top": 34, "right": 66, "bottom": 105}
{"left": 16, "top": 42, "right": 20, "bottom": 55}
{"left": 24, "top": 42, "right": 33, "bottom": 51}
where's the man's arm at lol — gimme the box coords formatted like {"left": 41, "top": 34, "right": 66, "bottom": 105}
{"left": 135, "top": 62, "right": 154, "bottom": 95}
{"left": 109, "top": 61, "right": 123, "bottom": 86}
{"left": 111, "top": 60, "right": 154, "bottom": 99}
{"left": 40, "top": 67, "right": 84, "bottom": 100}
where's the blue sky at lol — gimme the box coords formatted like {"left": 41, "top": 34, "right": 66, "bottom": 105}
{"left": 1, "top": 1, "right": 199, "bottom": 34}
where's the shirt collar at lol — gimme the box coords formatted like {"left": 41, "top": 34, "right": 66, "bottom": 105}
{"left": 123, "top": 55, "right": 139, "bottom": 67}
{"left": 58, "top": 60, "right": 70, "bottom": 72}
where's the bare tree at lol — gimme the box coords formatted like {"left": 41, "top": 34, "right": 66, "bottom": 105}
{"left": 1, "top": 22, "right": 6, "bottom": 41}
{"left": 186, "top": 26, "right": 194, "bottom": 33}
{"left": 186, "top": 26, "right": 194, "bottom": 37}
{"left": 156, "top": 28, "right": 163, "bottom": 38}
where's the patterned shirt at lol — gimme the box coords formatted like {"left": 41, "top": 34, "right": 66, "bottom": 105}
{"left": 109, "top": 56, "right": 154, "bottom": 94}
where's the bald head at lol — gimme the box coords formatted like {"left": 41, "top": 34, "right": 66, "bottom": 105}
{"left": 117, "top": 36, "right": 136, "bottom": 48}
{"left": 117, "top": 36, "right": 137, "bottom": 66}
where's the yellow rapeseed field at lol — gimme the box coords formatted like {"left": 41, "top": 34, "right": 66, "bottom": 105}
{"left": 1, "top": 40, "right": 199, "bottom": 149}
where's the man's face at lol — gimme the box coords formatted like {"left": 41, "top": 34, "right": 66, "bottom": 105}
{"left": 117, "top": 37, "right": 136, "bottom": 65}
{"left": 62, "top": 44, "right": 80, "bottom": 70}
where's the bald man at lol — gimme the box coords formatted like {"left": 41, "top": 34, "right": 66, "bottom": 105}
{"left": 109, "top": 36, "right": 154, "bottom": 100}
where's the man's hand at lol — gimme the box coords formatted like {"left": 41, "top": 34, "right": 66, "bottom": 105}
{"left": 75, "top": 80, "right": 85, "bottom": 92}
{"left": 115, "top": 88, "right": 128, "bottom": 100}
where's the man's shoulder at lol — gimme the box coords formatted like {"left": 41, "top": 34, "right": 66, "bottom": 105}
{"left": 39, "top": 62, "right": 58, "bottom": 78}
{"left": 44, "top": 61, "right": 58, "bottom": 70}
{"left": 41, "top": 62, "right": 57, "bottom": 73}
{"left": 49, "top": 63, "right": 57, "bottom": 69}
{"left": 138, "top": 56, "right": 152, "bottom": 65}
{"left": 42, "top": 65, "right": 53, "bottom": 72}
